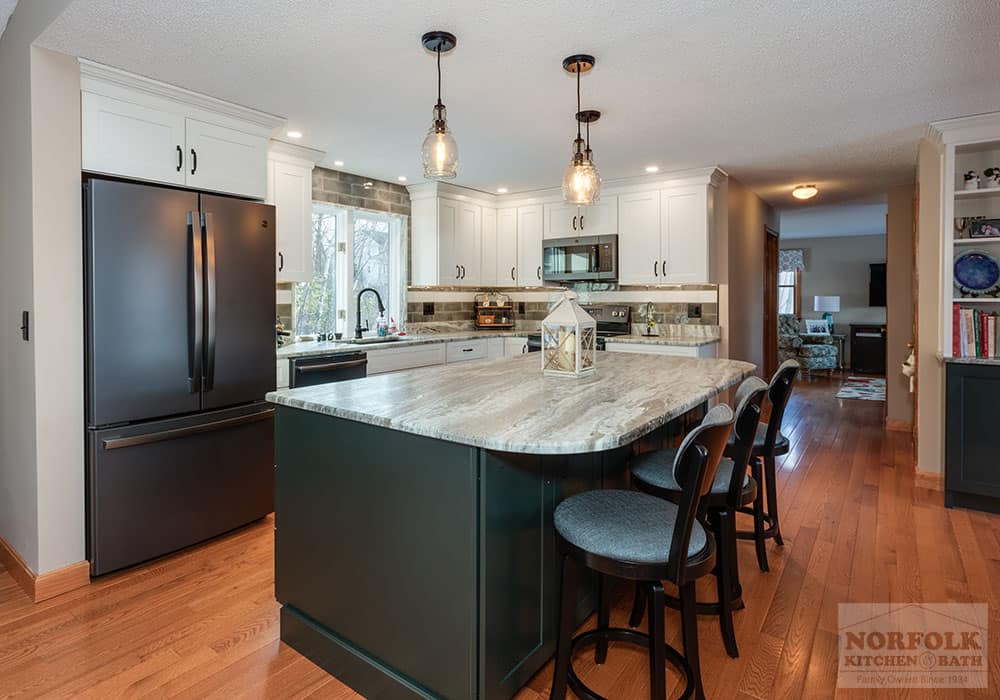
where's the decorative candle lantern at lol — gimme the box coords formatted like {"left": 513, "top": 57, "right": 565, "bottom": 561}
{"left": 541, "top": 291, "right": 597, "bottom": 377}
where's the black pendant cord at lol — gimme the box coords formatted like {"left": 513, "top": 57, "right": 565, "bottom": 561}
{"left": 575, "top": 62, "right": 582, "bottom": 142}
{"left": 437, "top": 47, "right": 443, "bottom": 107}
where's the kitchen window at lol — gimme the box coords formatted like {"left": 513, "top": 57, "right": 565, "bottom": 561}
{"left": 294, "top": 203, "right": 405, "bottom": 337}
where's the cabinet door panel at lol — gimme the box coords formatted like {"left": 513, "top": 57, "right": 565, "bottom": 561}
{"left": 543, "top": 203, "right": 580, "bottom": 239}
{"left": 82, "top": 91, "right": 186, "bottom": 186}
{"left": 618, "top": 191, "right": 661, "bottom": 284}
{"left": 455, "top": 203, "right": 481, "bottom": 286}
{"left": 578, "top": 197, "right": 618, "bottom": 235}
{"left": 517, "top": 205, "right": 544, "bottom": 286}
{"left": 437, "top": 199, "right": 460, "bottom": 283}
{"left": 271, "top": 160, "right": 313, "bottom": 282}
{"left": 661, "top": 186, "right": 708, "bottom": 283}
{"left": 481, "top": 207, "right": 498, "bottom": 287}
{"left": 186, "top": 118, "right": 267, "bottom": 199}
{"left": 497, "top": 208, "right": 519, "bottom": 285}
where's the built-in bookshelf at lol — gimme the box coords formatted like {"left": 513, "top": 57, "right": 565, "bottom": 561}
{"left": 931, "top": 114, "right": 1000, "bottom": 360}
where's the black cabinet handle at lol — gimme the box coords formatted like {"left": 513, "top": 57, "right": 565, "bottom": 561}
{"left": 662, "top": 259, "right": 667, "bottom": 276}
{"left": 176, "top": 145, "right": 183, "bottom": 172}
{"left": 511, "top": 266, "right": 516, "bottom": 281}
{"left": 580, "top": 215, "right": 584, "bottom": 229}
{"left": 572, "top": 215, "right": 577, "bottom": 231}
{"left": 278, "top": 251, "right": 284, "bottom": 272}
{"left": 455, "top": 265, "right": 461, "bottom": 279}
{"left": 461, "top": 265, "right": 466, "bottom": 279}
{"left": 462, "top": 347, "right": 474, "bottom": 352}
{"left": 537, "top": 265, "right": 541, "bottom": 280}
{"left": 190, "top": 148, "right": 197, "bottom": 174}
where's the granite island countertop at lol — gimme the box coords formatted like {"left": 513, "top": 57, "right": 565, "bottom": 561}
{"left": 266, "top": 353, "right": 754, "bottom": 454}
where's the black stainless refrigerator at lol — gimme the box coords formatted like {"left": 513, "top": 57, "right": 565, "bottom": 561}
{"left": 84, "top": 177, "right": 276, "bottom": 576}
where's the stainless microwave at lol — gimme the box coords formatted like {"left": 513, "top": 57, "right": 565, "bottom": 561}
{"left": 542, "top": 235, "right": 618, "bottom": 282}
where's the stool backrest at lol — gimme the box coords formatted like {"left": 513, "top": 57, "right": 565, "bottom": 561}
{"left": 763, "top": 360, "right": 799, "bottom": 450}
{"left": 727, "top": 377, "right": 769, "bottom": 502}
{"left": 667, "top": 404, "right": 734, "bottom": 583}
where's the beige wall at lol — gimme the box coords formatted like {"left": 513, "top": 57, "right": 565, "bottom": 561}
{"left": 727, "top": 177, "right": 778, "bottom": 371}
{"left": 0, "top": 0, "right": 81, "bottom": 574}
{"left": 916, "top": 139, "right": 945, "bottom": 475}
{"left": 885, "top": 184, "right": 916, "bottom": 427}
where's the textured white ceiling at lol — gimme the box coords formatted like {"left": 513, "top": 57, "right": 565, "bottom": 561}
{"left": 780, "top": 202, "right": 888, "bottom": 239}
{"left": 0, "top": 0, "right": 18, "bottom": 39}
{"left": 37, "top": 1, "right": 1000, "bottom": 206}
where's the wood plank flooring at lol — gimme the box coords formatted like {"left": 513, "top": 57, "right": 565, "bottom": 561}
{"left": 1, "top": 375, "right": 998, "bottom": 698}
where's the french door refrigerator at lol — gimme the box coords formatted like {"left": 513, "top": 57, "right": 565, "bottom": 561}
{"left": 84, "top": 177, "right": 276, "bottom": 576}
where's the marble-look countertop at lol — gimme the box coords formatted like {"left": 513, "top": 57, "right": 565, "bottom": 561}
{"left": 943, "top": 356, "right": 1000, "bottom": 366}
{"left": 266, "top": 354, "right": 755, "bottom": 454}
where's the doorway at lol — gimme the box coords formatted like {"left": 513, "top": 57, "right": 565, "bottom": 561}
{"left": 763, "top": 227, "right": 779, "bottom": 377}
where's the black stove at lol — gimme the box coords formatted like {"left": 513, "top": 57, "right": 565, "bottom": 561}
{"left": 526, "top": 304, "right": 631, "bottom": 352}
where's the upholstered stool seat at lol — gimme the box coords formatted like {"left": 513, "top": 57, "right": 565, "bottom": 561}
{"left": 727, "top": 423, "right": 790, "bottom": 456}
{"left": 632, "top": 452, "right": 751, "bottom": 495}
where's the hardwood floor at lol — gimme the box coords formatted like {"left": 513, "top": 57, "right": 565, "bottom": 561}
{"left": 1, "top": 375, "right": 997, "bottom": 699}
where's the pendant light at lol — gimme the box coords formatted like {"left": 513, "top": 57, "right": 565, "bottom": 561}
{"left": 561, "top": 54, "right": 601, "bottom": 205}
{"left": 420, "top": 31, "right": 459, "bottom": 179}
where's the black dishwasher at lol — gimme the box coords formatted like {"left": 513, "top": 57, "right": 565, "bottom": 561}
{"left": 290, "top": 351, "right": 368, "bottom": 387}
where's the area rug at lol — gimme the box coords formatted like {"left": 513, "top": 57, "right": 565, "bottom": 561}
{"left": 835, "top": 376, "right": 886, "bottom": 401}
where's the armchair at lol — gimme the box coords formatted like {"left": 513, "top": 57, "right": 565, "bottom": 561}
{"left": 777, "top": 314, "right": 838, "bottom": 377}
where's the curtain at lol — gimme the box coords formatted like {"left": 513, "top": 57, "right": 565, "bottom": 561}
{"left": 779, "top": 248, "right": 805, "bottom": 272}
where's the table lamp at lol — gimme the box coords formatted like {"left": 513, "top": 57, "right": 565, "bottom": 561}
{"left": 814, "top": 296, "right": 840, "bottom": 333}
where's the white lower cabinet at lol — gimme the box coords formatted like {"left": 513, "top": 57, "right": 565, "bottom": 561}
{"left": 603, "top": 342, "right": 718, "bottom": 359}
{"left": 276, "top": 359, "right": 290, "bottom": 389}
{"left": 487, "top": 337, "right": 506, "bottom": 359}
{"left": 504, "top": 337, "right": 530, "bottom": 356}
{"left": 366, "top": 344, "right": 446, "bottom": 375}
{"left": 446, "top": 339, "right": 489, "bottom": 363}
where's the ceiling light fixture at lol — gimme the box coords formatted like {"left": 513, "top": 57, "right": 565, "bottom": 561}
{"left": 561, "top": 54, "right": 601, "bottom": 205}
{"left": 645, "top": 165, "right": 659, "bottom": 173}
{"left": 496, "top": 187, "right": 509, "bottom": 194}
{"left": 333, "top": 160, "right": 344, "bottom": 167}
{"left": 792, "top": 184, "right": 818, "bottom": 200}
{"left": 420, "top": 30, "right": 459, "bottom": 180}
{"left": 397, "top": 176, "right": 408, "bottom": 182}
{"left": 286, "top": 130, "right": 303, "bottom": 139}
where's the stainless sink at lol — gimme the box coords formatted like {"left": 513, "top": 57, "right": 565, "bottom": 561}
{"left": 345, "top": 336, "right": 404, "bottom": 345}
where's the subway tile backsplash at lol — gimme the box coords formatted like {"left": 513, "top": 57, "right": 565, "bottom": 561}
{"left": 405, "top": 300, "right": 719, "bottom": 326}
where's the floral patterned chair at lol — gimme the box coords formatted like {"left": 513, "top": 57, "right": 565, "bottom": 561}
{"left": 777, "top": 314, "right": 838, "bottom": 376}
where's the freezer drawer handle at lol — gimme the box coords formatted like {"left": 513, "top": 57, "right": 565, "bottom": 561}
{"left": 102, "top": 410, "right": 275, "bottom": 450}
{"left": 295, "top": 359, "right": 368, "bottom": 373}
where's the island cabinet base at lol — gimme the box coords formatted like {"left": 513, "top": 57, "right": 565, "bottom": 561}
{"left": 945, "top": 362, "right": 1000, "bottom": 515}
{"left": 273, "top": 406, "right": 656, "bottom": 700}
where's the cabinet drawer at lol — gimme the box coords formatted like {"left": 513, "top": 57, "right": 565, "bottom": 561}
{"left": 604, "top": 342, "right": 716, "bottom": 358}
{"left": 367, "top": 344, "right": 446, "bottom": 375}
{"left": 446, "top": 339, "right": 489, "bottom": 363}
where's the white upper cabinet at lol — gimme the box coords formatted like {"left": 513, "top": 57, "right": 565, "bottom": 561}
{"left": 517, "top": 205, "right": 544, "bottom": 286}
{"left": 80, "top": 60, "right": 283, "bottom": 200}
{"left": 544, "top": 198, "right": 618, "bottom": 239}
{"left": 543, "top": 203, "right": 580, "bottom": 239}
{"left": 185, "top": 119, "right": 267, "bottom": 200}
{"left": 496, "top": 207, "right": 518, "bottom": 285}
{"left": 267, "top": 142, "right": 323, "bottom": 283}
{"left": 454, "top": 202, "right": 482, "bottom": 286}
{"left": 436, "top": 198, "right": 460, "bottom": 283}
{"left": 660, "top": 185, "right": 709, "bottom": 283}
{"left": 480, "top": 207, "right": 498, "bottom": 287}
{"left": 81, "top": 92, "right": 187, "bottom": 186}
{"left": 618, "top": 190, "right": 662, "bottom": 284}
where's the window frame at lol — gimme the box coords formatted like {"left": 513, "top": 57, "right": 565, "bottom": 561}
{"left": 778, "top": 268, "right": 802, "bottom": 317}
{"left": 294, "top": 202, "right": 405, "bottom": 337}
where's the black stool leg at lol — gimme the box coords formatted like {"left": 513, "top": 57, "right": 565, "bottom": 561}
{"left": 595, "top": 574, "right": 610, "bottom": 664}
{"left": 550, "top": 554, "right": 578, "bottom": 700}
{"left": 764, "top": 455, "right": 784, "bottom": 546}
{"left": 679, "top": 579, "right": 705, "bottom": 700}
{"left": 715, "top": 509, "right": 739, "bottom": 658}
{"left": 628, "top": 580, "right": 646, "bottom": 628}
{"left": 647, "top": 581, "right": 667, "bottom": 700}
{"left": 750, "top": 458, "right": 770, "bottom": 572}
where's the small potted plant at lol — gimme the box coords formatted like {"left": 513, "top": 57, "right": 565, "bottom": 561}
{"left": 964, "top": 171, "right": 980, "bottom": 190}
{"left": 984, "top": 167, "right": 1000, "bottom": 188}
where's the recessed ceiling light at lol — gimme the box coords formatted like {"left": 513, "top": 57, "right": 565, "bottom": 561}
{"left": 792, "top": 184, "right": 818, "bottom": 200}
{"left": 645, "top": 165, "right": 659, "bottom": 173}
{"left": 397, "top": 176, "right": 407, "bottom": 182}
{"left": 496, "top": 187, "right": 509, "bottom": 194}
{"left": 286, "top": 130, "right": 303, "bottom": 139}
{"left": 333, "top": 160, "right": 345, "bottom": 167}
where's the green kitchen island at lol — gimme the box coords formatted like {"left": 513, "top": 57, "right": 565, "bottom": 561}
{"left": 266, "top": 353, "right": 754, "bottom": 700}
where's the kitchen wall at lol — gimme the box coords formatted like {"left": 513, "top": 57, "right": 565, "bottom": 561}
{"left": 0, "top": 0, "right": 82, "bottom": 578}
{"left": 726, "top": 178, "right": 779, "bottom": 371}
{"left": 886, "top": 184, "right": 916, "bottom": 430}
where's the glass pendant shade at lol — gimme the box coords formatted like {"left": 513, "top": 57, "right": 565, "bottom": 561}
{"left": 562, "top": 156, "right": 601, "bottom": 205}
{"left": 421, "top": 107, "right": 458, "bottom": 179}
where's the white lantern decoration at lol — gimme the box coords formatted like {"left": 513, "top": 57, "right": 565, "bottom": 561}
{"left": 542, "top": 291, "right": 597, "bottom": 377}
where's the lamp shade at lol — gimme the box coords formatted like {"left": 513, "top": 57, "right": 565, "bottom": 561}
{"left": 814, "top": 296, "right": 841, "bottom": 313}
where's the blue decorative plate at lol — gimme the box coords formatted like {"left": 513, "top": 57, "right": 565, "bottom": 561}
{"left": 954, "top": 250, "right": 1000, "bottom": 296}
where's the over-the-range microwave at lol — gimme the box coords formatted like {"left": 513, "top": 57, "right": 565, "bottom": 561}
{"left": 542, "top": 234, "right": 618, "bottom": 282}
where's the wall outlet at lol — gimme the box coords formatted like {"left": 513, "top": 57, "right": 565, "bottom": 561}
{"left": 423, "top": 302, "right": 435, "bottom": 316}
{"left": 337, "top": 309, "right": 346, "bottom": 320}
{"left": 518, "top": 301, "right": 526, "bottom": 315}
{"left": 687, "top": 304, "right": 702, "bottom": 319}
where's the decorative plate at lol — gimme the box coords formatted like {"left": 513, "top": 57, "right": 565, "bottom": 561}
{"left": 954, "top": 249, "right": 1000, "bottom": 297}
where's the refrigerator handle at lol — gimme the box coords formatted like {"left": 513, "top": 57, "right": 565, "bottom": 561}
{"left": 187, "top": 212, "right": 203, "bottom": 393}
{"left": 202, "top": 212, "right": 218, "bottom": 391}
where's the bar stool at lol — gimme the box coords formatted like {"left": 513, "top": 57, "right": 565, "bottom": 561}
{"left": 728, "top": 360, "right": 799, "bottom": 572}
{"left": 628, "top": 376, "right": 768, "bottom": 659}
{"left": 550, "top": 405, "right": 734, "bottom": 700}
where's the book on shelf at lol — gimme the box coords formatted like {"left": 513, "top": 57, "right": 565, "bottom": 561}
{"left": 953, "top": 303, "right": 1000, "bottom": 358}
